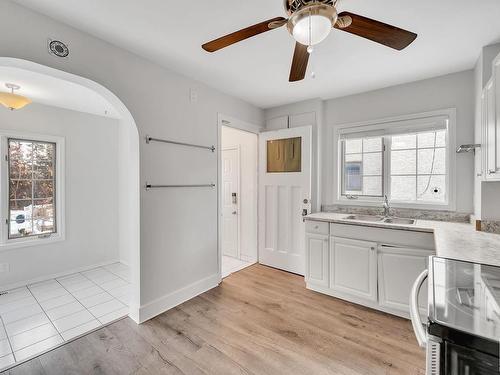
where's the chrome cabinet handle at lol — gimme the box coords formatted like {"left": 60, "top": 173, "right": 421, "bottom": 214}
{"left": 410, "top": 269, "right": 428, "bottom": 349}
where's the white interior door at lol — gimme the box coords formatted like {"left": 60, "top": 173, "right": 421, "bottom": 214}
{"left": 258, "top": 126, "right": 312, "bottom": 275}
{"left": 222, "top": 148, "right": 240, "bottom": 258}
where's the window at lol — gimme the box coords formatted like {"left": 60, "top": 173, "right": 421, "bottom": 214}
{"left": 390, "top": 130, "right": 446, "bottom": 203}
{"left": 342, "top": 137, "right": 384, "bottom": 197}
{"left": 337, "top": 111, "right": 454, "bottom": 209}
{"left": 1, "top": 133, "right": 64, "bottom": 248}
{"left": 8, "top": 139, "right": 56, "bottom": 239}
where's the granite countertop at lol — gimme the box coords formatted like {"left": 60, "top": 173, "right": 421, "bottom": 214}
{"left": 305, "top": 212, "right": 500, "bottom": 267}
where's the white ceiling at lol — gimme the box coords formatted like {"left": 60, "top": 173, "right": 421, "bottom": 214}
{"left": 0, "top": 66, "right": 120, "bottom": 118}
{"left": 12, "top": 0, "right": 500, "bottom": 109}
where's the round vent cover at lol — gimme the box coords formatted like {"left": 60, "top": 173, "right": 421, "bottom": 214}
{"left": 284, "top": 0, "right": 335, "bottom": 15}
{"left": 48, "top": 40, "right": 70, "bottom": 58}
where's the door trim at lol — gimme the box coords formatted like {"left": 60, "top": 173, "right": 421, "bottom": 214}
{"left": 221, "top": 145, "right": 241, "bottom": 259}
{"left": 217, "top": 114, "right": 262, "bottom": 280}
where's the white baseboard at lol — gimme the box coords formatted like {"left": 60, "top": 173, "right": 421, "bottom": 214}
{"left": 138, "top": 273, "right": 221, "bottom": 323}
{"left": 0, "top": 259, "right": 121, "bottom": 291}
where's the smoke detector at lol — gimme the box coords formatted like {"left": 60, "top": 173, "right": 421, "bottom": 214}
{"left": 48, "top": 39, "right": 70, "bottom": 58}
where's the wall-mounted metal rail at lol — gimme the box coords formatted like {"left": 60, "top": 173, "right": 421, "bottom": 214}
{"left": 145, "top": 183, "right": 216, "bottom": 191}
{"left": 146, "top": 135, "right": 215, "bottom": 152}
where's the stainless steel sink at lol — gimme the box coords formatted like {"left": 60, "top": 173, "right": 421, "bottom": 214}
{"left": 343, "top": 215, "right": 384, "bottom": 222}
{"left": 383, "top": 218, "right": 416, "bottom": 225}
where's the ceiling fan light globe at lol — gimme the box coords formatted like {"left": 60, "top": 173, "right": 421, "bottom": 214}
{"left": 292, "top": 14, "right": 332, "bottom": 46}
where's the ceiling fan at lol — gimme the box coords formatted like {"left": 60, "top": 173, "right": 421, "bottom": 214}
{"left": 202, "top": 0, "right": 417, "bottom": 82}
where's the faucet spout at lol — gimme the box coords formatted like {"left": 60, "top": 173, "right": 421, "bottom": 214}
{"left": 383, "top": 195, "right": 390, "bottom": 218}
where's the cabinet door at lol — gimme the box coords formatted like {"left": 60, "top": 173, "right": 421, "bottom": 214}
{"left": 495, "top": 55, "right": 500, "bottom": 173}
{"left": 330, "top": 237, "right": 377, "bottom": 302}
{"left": 378, "top": 246, "right": 432, "bottom": 315}
{"left": 305, "top": 233, "right": 329, "bottom": 287}
{"left": 485, "top": 79, "right": 498, "bottom": 179}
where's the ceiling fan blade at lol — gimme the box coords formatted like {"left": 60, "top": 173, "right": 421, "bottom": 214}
{"left": 202, "top": 17, "right": 287, "bottom": 52}
{"left": 289, "top": 43, "right": 309, "bottom": 82}
{"left": 334, "top": 12, "right": 417, "bottom": 51}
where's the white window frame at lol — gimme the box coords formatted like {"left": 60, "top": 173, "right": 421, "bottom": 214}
{"left": 334, "top": 109, "right": 457, "bottom": 211}
{"left": 0, "top": 130, "right": 65, "bottom": 251}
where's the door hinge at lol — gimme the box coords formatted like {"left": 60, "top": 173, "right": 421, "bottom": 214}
{"left": 4, "top": 155, "right": 7, "bottom": 161}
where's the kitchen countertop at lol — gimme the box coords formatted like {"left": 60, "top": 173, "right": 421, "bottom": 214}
{"left": 305, "top": 212, "right": 500, "bottom": 267}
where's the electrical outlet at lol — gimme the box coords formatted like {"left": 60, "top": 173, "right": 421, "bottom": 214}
{"left": 190, "top": 89, "right": 198, "bottom": 103}
{"left": 0, "top": 263, "right": 9, "bottom": 273}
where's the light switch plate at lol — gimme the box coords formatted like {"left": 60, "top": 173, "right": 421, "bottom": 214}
{"left": 190, "top": 89, "right": 198, "bottom": 103}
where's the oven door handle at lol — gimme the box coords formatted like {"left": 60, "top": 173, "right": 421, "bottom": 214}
{"left": 410, "top": 269, "right": 428, "bottom": 349}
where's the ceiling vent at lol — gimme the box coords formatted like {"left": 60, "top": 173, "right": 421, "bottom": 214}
{"left": 48, "top": 39, "right": 70, "bottom": 58}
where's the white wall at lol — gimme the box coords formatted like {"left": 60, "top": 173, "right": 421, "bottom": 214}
{"left": 0, "top": 103, "right": 119, "bottom": 288}
{"left": 323, "top": 70, "right": 475, "bottom": 213}
{"left": 264, "top": 71, "right": 475, "bottom": 214}
{"left": 221, "top": 126, "right": 257, "bottom": 262}
{"left": 0, "top": 1, "right": 264, "bottom": 321}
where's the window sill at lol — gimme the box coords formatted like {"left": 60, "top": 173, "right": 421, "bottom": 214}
{"left": 0, "top": 234, "right": 65, "bottom": 252}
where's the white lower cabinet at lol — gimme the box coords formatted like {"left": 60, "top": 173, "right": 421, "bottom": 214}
{"left": 377, "top": 246, "right": 432, "bottom": 316}
{"left": 329, "top": 237, "right": 378, "bottom": 302}
{"left": 305, "top": 233, "right": 329, "bottom": 287}
{"left": 305, "top": 221, "right": 435, "bottom": 319}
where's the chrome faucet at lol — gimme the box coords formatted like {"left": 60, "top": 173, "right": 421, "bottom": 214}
{"left": 383, "top": 195, "right": 390, "bottom": 218}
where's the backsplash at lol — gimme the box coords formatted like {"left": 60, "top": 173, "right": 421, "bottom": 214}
{"left": 321, "top": 205, "right": 471, "bottom": 223}
{"left": 481, "top": 220, "right": 500, "bottom": 235}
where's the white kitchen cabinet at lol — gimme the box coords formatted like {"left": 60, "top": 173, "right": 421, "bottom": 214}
{"left": 330, "top": 237, "right": 378, "bottom": 302}
{"left": 305, "top": 233, "right": 329, "bottom": 287}
{"left": 377, "top": 246, "right": 433, "bottom": 315}
{"left": 484, "top": 78, "right": 498, "bottom": 179}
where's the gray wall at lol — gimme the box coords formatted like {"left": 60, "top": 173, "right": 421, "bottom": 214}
{"left": 0, "top": 1, "right": 263, "bottom": 321}
{"left": 265, "top": 71, "right": 476, "bottom": 214}
{"left": 0, "top": 103, "right": 119, "bottom": 287}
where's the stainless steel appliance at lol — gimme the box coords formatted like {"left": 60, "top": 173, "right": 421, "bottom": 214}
{"left": 410, "top": 256, "right": 500, "bottom": 374}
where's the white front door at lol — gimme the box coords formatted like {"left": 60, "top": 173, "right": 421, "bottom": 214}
{"left": 258, "top": 126, "right": 312, "bottom": 275}
{"left": 222, "top": 148, "right": 240, "bottom": 258}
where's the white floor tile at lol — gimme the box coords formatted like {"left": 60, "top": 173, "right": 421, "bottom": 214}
{"left": 79, "top": 292, "right": 113, "bottom": 309}
{"left": 107, "top": 285, "right": 130, "bottom": 299}
{"left": 0, "top": 339, "right": 11, "bottom": 357}
{"left": 9, "top": 323, "right": 58, "bottom": 352}
{"left": 82, "top": 269, "right": 117, "bottom": 284}
{"left": 45, "top": 302, "right": 84, "bottom": 321}
{"left": 30, "top": 287, "right": 69, "bottom": 302}
{"left": 1, "top": 303, "right": 42, "bottom": 325}
{"left": 2, "top": 262, "right": 130, "bottom": 368}
{"left": 0, "top": 289, "right": 32, "bottom": 306}
{"left": 0, "top": 354, "right": 15, "bottom": 370}
{"left": 52, "top": 310, "right": 94, "bottom": 333}
{"left": 63, "top": 280, "right": 95, "bottom": 293}
{"left": 100, "top": 278, "right": 128, "bottom": 292}
{"left": 14, "top": 335, "right": 63, "bottom": 362}
{"left": 0, "top": 296, "right": 38, "bottom": 315}
{"left": 39, "top": 294, "right": 77, "bottom": 311}
{"left": 88, "top": 299, "right": 125, "bottom": 318}
{"left": 60, "top": 320, "right": 100, "bottom": 341}
{"left": 98, "top": 307, "right": 129, "bottom": 325}
{"left": 5, "top": 313, "right": 49, "bottom": 337}
{"left": 70, "top": 285, "right": 104, "bottom": 300}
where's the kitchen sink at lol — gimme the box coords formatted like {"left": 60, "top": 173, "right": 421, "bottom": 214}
{"left": 343, "top": 215, "right": 384, "bottom": 222}
{"left": 342, "top": 215, "right": 416, "bottom": 225}
{"left": 383, "top": 218, "right": 416, "bottom": 225}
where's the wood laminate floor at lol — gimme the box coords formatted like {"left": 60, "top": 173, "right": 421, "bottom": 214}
{"left": 1, "top": 264, "right": 426, "bottom": 375}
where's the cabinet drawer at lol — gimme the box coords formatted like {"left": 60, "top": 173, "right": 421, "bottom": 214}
{"left": 306, "top": 221, "right": 329, "bottom": 235}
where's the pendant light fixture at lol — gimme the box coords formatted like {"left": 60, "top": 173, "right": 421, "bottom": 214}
{"left": 0, "top": 83, "right": 32, "bottom": 111}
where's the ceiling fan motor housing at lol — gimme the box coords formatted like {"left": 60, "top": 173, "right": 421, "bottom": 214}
{"left": 284, "top": 0, "right": 335, "bottom": 15}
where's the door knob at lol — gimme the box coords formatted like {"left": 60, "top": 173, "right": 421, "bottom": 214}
{"left": 232, "top": 211, "right": 237, "bottom": 215}
{"left": 302, "top": 209, "right": 308, "bottom": 217}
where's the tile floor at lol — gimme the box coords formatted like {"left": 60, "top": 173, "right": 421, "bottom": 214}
{"left": 0, "top": 262, "right": 130, "bottom": 371}
{"left": 222, "top": 255, "right": 254, "bottom": 278}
